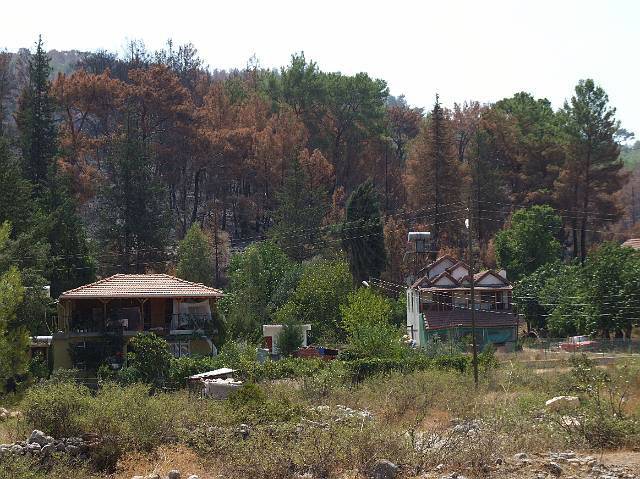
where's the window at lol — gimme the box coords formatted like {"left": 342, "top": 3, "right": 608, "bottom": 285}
{"left": 431, "top": 291, "right": 453, "bottom": 311}
{"left": 169, "top": 340, "right": 190, "bottom": 358}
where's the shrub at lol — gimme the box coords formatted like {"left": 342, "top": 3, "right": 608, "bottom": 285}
{"left": 277, "top": 321, "right": 304, "bottom": 357}
{"left": 86, "top": 383, "right": 174, "bottom": 470}
{"left": 22, "top": 381, "right": 91, "bottom": 437}
{"left": 340, "top": 288, "right": 406, "bottom": 360}
{"left": 125, "top": 333, "right": 173, "bottom": 387}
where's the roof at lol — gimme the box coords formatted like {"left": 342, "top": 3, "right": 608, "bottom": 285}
{"left": 424, "top": 310, "right": 518, "bottom": 330}
{"left": 417, "top": 254, "right": 457, "bottom": 276}
{"left": 59, "top": 274, "right": 224, "bottom": 300}
{"left": 188, "top": 368, "right": 236, "bottom": 380}
{"left": 622, "top": 238, "right": 640, "bottom": 250}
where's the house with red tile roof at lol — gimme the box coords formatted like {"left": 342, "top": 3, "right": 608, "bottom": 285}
{"left": 52, "top": 274, "right": 223, "bottom": 371}
{"left": 407, "top": 256, "right": 518, "bottom": 350}
{"left": 622, "top": 238, "right": 640, "bottom": 250}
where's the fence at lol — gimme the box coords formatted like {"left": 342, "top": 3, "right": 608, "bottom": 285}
{"left": 520, "top": 338, "right": 640, "bottom": 356}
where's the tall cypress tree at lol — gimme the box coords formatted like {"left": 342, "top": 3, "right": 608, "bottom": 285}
{"left": 15, "top": 36, "right": 57, "bottom": 194}
{"left": 15, "top": 37, "right": 95, "bottom": 296}
{"left": 341, "top": 180, "right": 386, "bottom": 283}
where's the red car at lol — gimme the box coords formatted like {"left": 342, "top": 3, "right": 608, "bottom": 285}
{"left": 560, "top": 335, "right": 597, "bottom": 352}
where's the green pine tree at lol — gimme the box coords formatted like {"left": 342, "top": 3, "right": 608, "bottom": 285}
{"left": 341, "top": 180, "right": 387, "bottom": 284}
{"left": 270, "top": 158, "right": 327, "bottom": 261}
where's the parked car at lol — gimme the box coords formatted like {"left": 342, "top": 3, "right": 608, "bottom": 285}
{"left": 559, "top": 335, "right": 597, "bottom": 352}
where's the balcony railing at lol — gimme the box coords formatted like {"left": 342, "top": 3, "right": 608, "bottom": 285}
{"left": 169, "top": 313, "right": 212, "bottom": 332}
{"left": 53, "top": 313, "right": 213, "bottom": 336}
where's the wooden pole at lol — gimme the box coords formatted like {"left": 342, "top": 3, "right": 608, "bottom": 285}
{"left": 466, "top": 201, "right": 479, "bottom": 387}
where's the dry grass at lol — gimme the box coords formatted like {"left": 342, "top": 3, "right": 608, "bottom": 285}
{"left": 113, "top": 445, "right": 218, "bottom": 479}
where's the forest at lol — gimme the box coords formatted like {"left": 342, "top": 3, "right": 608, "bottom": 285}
{"left": 0, "top": 36, "right": 639, "bottom": 362}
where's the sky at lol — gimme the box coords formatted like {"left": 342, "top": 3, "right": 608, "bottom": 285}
{"left": 3, "top": 0, "right": 639, "bottom": 138}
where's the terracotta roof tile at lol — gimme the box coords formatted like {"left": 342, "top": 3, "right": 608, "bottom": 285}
{"left": 59, "top": 274, "right": 223, "bottom": 299}
{"left": 622, "top": 238, "right": 640, "bottom": 250}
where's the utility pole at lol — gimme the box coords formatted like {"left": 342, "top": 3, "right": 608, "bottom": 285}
{"left": 466, "top": 202, "right": 479, "bottom": 387}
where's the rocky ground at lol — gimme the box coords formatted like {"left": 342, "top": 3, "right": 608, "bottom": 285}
{"left": 419, "top": 451, "right": 640, "bottom": 479}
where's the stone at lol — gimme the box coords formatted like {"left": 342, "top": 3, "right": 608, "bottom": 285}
{"left": 10, "top": 444, "right": 24, "bottom": 454}
{"left": 545, "top": 396, "right": 579, "bottom": 412}
{"left": 514, "top": 452, "right": 528, "bottom": 460}
{"left": 187, "top": 476, "right": 200, "bottom": 479}
{"left": 168, "top": 470, "right": 181, "bottom": 479}
{"left": 41, "top": 444, "right": 53, "bottom": 456}
{"left": 147, "top": 474, "right": 161, "bottom": 479}
{"left": 544, "top": 462, "right": 563, "bottom": 476}
{"left": 132, "top": 476, "right": 145, "bottom": 479}
{"left": 237, "top": 424, "right": 250, "bottom": 439}
{"left": 371, "top": 459, "right": 398, "bottom": 479}
{"left": 65, "top": 444, "right": 79, "bottom": 455}
{"left": 28, "top": 430, "right": 48, "bottom": 446}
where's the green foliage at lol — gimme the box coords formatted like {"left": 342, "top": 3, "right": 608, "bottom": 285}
{"left": 340, "top": 288, "right": 405, "bottom": 359}
{"left": 341, "top": 180, "right": 386, "bottom": 284}
{"left": 563, "top": 355, "right": 640, "bottom": 448}
{"left": 277, "top": 320, "right": 304, "bottom": 357}
{"left": 494, "top": 205, "right": 562, "bottom": 281}
{"left": 176, "top": 223, "right": 214, "bottom": 285}
{"left": 221, "top": 241, "right": 297, "bottom": 340}
{"left": 275, "top": 259, "right": 353, "bottom": 343}
{"left": 22, "top": 380, "right": 175, "bottom": 472}
{"left": 22, "top": 380, "right": 91, "bottom": 437}
{"left": 125, "top": 333, "right": 172, "bottom": 386}
{"left": 0, "top": 223, "right": 29, "bottom": 392}
{"left": 516, "top": 243, "right": 640, "bottom": 338}
{"left": 581, "top": 242, "right": 640, "bottom": 338}
{"left": 270, "top": 157, "right": 328, "bottom": 261}
{"left": 15, "top": 37, "right": 57, "bottom": 193}
{"left": 97, "top": 127, "right": 171, "bottom": 273}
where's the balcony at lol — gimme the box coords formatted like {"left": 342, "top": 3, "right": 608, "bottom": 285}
{"left": 169, "top": 313, "right": 213, "bottom": 334}
{"left": 52, "top": 313, "right": 213, "bottom": 337}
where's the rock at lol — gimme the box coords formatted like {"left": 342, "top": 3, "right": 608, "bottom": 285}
{"left": 544, "top": 462, "right": 563, "bottom": 476}
{"left": 146, "top": 474, "right": 161, "bottom": 479}
{"left": 514, "top": 452, "right": 528, "bottom": 460}
{"left": 28, "top": 430, "right": 48, "bottom": 446}
{"left": 371, "top": 459, "right": 398, "bottom": 479}
{"left": 26, "top": 442, "right": 41, "bottom": 454}
{"left": 168, "top": 470, "right": 181, "bottom": 479}
{"left": 237, "top": 424, "right": 250, "bottom": 439}
{"left": 545, "top": 396, "right": 579, "bottom": 412}
{"left": 10, "top": 444, "right": 24, "bottom": 454}
{"left": 435, "top": 464, "right": 445, "bottom": 471}
{"left": 132, "top": 476, "right": 145, "bottom": 479}
{"left": 187, "top": 476, "right": 200, "bottom": 479}
{"left": 65, "top": 444, "right": 79, "bottom": 455}
{"left": 9, "top": 411, "right": 22, "bottom": 419}
{"left": 0, "top": 412, "right": 7, "bottom": 421}
{"left": 495, "top": 457, "right": 504, "bottom": 465}
{"left": 560, "top": 416, "right": 581, "bottom": 427}
{"left": 41, "top": 444, "right": 53, "bottom": 456}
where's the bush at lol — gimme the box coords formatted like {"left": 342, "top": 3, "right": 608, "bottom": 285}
{"left": 22, "top": 381, "right": 91, "bottom": 437}
{"left": 277, "top": 321, "right": 304, "bottom": 357}
{"left": 125, "top": 333, "right": 172, "bottom": 387}
{"left": 340, "top": 288, "right": 406, "bottom": 360}
{"left": 86, "top": 383, "right": 174, "bottom": 470}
